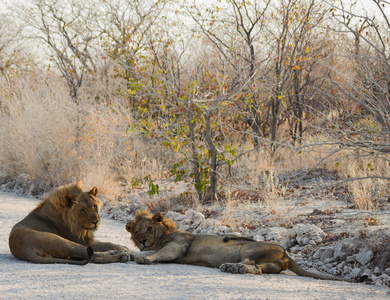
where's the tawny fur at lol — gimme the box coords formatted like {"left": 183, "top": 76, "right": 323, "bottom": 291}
{"left": 126, "top": 210, "right": 366, "bottom": 283}
{"left": 9, "top": 181, "right": 128, "bottom": 264}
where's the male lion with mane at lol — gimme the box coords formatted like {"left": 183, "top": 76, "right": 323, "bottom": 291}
{"left": 9, "top": 181, "right": 129, "bottom": 264}
{"left": 126, "top": 210, "right": 367, "bottom": 283}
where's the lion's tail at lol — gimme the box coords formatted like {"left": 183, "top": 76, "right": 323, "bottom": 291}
{"left": 26, "top": 246, "right": 94, "bottom": 265}
{"left": 288, "top": 256, "right": 367, "bottom": 283}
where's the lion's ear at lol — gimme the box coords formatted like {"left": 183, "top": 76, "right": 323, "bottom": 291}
{"left": 89, "top": 187, "right": 98, "bottom": 197}
{"left": 63, "top": 193, "right": 76, "bottom": 208}
{"left": 152, "top": 213, "right": 164, "bottom": 223}
{"left": 126, "top": 221, "right": 135, "bottom": 233}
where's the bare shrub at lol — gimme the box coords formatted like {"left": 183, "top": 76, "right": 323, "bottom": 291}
{"left": 0, "top": 75, "right": 148, "bottom": 195}
{"left": 0, "top": 77, "right": 77, "bottom": 191}
{"left": 344, "top": 160, "right": 389, "bottom": 210}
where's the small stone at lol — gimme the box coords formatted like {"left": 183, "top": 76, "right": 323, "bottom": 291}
{"left": 265, "top": 227, "right": 288, "bottom": 242}
{"left": 279, "top": 238, "right": 293, "bottom": 249}
{"left": 217, "top": 226, "right": 227, "bottom": 232}
{"left": 320, "top": 248, "right": 334, "bottom": 262}
{"left": 178, "top": 225, "right": 190, "bottom": 231}
{"left": 313, "top": 247, "right": 327, "bottom": 259}
{"left": 380, "top": 274, "right": 390, "bottom": 281}
{"left": 291, "top": 246, "right": 300, "bottom": 254}
{"left": 174, "top": 214, "right": 186, "bottom": 221}
{"left": 324, "top": 258, "right": 334, "bottom": 263}
{"left": 337, "top": 261, "right": 346, "bottom": 270}
{"left": 253, "top": 235, "right": 265, "bottom": 241}
{"left": 346, "top": 255, "right": 357, "bottom": 263}
{"left": 349, "top": 267, "right": 361, "bottom": 279}
{"left": 362, "top": 269, "right": 372, "bottom": 276}
{"left": 333, "top": 242, "right": 354, "bottom": 261}
{"left": 344, "top": 266, "right": 352, "bottom": 274}
{"left": 356, "top": 249, "right": 374, "bottom": 265}
{"left": 294, "top": 224, "right": 326, "bottom": 246}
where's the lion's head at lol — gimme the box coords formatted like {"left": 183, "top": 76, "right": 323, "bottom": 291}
{"left": 38, "top": 181, "right": 102, "bottom": 242}
{"left": 126, "top": 210, "right": 177, "bottom": 251}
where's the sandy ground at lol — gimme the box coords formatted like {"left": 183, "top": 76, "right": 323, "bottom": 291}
{"left": 1, "top": 191, "right": 389, "bottom": 300}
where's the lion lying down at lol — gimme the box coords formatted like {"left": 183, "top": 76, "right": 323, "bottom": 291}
{"left": 9, "top": 181, "right": 129, "bottom": 265}
{"left": 126, "top": 210, "right": 367, "bottom": 283}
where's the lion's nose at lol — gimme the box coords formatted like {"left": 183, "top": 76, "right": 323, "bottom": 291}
{"left": 92, "top": 221, "right": 98, "bottom": 228}
{"left": 140, "top": 239, "right": 147, "bottom": 246}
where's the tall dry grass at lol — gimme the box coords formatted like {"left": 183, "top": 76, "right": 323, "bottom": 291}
{"left": 0, "top": 74, "right": 162, "bottom": 196}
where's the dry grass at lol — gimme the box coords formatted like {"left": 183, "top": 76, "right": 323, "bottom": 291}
{"left": 0, "top": 75, "right": 142, "bottom": 196}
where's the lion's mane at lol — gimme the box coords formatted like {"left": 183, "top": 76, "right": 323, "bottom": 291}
{"left": 36, "top": 181, "right": 101, "bottom": 242}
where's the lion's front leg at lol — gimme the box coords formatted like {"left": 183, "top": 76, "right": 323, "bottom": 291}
{"left": 90, "top": 240, "right": 129, "bottom": 252}
{"left": 130, "top": 250, "right": 156, "bottom": 262}
{"left": 91, "top": 249, "right": 130, "bottom": 263}
{"left": 89, "top": 241, "right": 131, "bottom": 263}
{"left": 134, "top": 242, "right": 185, "bottom": 264}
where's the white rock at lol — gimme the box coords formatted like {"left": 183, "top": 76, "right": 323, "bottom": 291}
{"left": 313, "top": 247, "right": 327, "bottom": 259}
{"left": 337, "top": 261, "right": 346, "bottom": 270}
{"left": 223, "top": 227, "right": 235, "bottom": 234}
{"left": 165, "top": 211, "right": 181, "bottom": 220}
{"left": 253, "top": 235, "right": 265, "bottom": 242}
{"left": 174, "top": 214, "right": 186, "bottom": 221}
{"left": 265, "top": 227, "right": 288, "bottom": 241}
{"left": 290, "top": 246, "right": 301, "bottom": 254}
{"left": 202, "top": 218, "right": 221, "bottom": 229}
{"left": 333, "top": 242, "right": 354, "bottom": 261}
{"left": 293, "top": 224, "right": 326, "bottom": 246}
{"left": 362, "top": 269, "right": 372, "bottom": 276}
{"left": 279, "top": 238, "right": 293, "bottom": 249}
{"left": 178, "top": 225, "right": 190, "bottom": 231}
{"left": 253, "top": 228, "right": 270, "bottom": 236}
{"left": 380, "top": 274, "right": 390, "bottom": 281}
{"left": 356, "top": 249, "right": 374, "bottom": 265}
{"left": 349, "top": 267, "right": 361, "bottom": 279}
{"left": 344, "top": 266, "right": 352, "bottom": 274}
{"left": 217, "top": 226, "right": 227, "bottom": 232}
{"left": 285, "top": 228, "right": 297, "bottom": 240}
{"left": 329, "top": 267, "right": 338, "bottom": 275}
{"left": 320, "top": 248, "right": 334, "bottom": 262}
{"left": 346, "top": 255, "right": 357, "bottom": 263}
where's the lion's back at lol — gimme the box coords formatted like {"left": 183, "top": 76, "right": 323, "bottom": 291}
{"left": 10, "top": 207, "right": 62, "bottom": 236}
{"left": 176, "top": 234, "right": 242, "bottom": 267}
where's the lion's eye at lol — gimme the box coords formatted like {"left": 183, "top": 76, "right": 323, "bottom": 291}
{"left": 80, "top": 209, "right": 87, "bottom": 215}
{"left": 147, "top": 226, "right": 152, "bottom": 231}
{"left": 93, "top": 205, "right": 97, "bottom": 210}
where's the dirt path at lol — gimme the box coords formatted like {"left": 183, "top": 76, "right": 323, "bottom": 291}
{"left": 0, "top": 191, "right": 388, "bottom": 299}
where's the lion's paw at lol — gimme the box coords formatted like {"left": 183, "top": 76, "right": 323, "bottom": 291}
{"left": 120, "top": 253, "right": 130, "bottom": 263}
{"left": 135, "top": 255, "right": 152, "bottom": 264}
{"left": 219, "top": 263, "right": 246, "bottom": 274}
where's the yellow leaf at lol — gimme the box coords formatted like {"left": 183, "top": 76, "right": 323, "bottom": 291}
{"left": 278, "top": 95, "right": 283, "bottom": 100}
{"left": 306, "top": 48, "right": 310, "bottom": 54}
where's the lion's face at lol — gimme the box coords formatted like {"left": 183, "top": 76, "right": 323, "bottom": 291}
{"left": 126, "top": 210, "right": 177, "bottom": 251}
{"left": 64, "top": 187, "right": 102, "bottom": 238}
